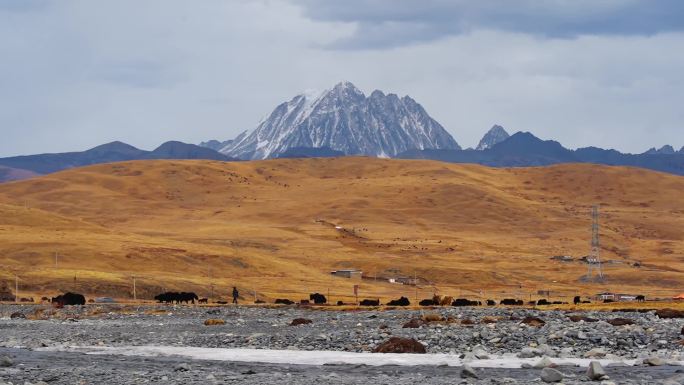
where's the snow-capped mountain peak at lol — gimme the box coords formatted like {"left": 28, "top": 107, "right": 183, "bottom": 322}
{"left": 476, "top": 125, "right": 510, "bottom": 150}
{"left": 218, "top": 81, "right": 460, "bottom": 159}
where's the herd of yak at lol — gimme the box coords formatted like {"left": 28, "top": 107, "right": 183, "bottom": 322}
{"left": 38, "top": 291, "right": 645, "bottom": 307}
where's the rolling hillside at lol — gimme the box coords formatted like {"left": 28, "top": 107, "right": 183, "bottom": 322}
{"left": 0, "top": 158, "right": 682, "bottom": 302}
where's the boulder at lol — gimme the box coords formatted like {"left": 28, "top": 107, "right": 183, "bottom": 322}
{"left": 290, "top": 318, "right": 313, "bottom": 326}
{"left": 373, "top": 337, "right": 426, "bottom": 354}
{"left": 584, "top": 348, "right": 607, "bottom": 358}
{"left": 203, "top": 319, "right": 225, "bottom": 326}
{"left": 521, "top": 316, "right": 546, "bottom": 327}
{"left": 643, "top": 357, "right": 667, "bottom": 366}
{"left": 0, "top": 356, "right": 13, "bottom": 367}
{"left": 587, "top": 360, "right": 607, "bottom": 380}
{"left": 568, "top": 315, "right": 598, "bottom": 322}
{"left": 402, "top": 319, "right": 424, "bottom": 328}
{"left": 9, "top": 312, "right": 25, "bottom": 319}
{"left": 540, "top": 367, "right": 563, "bottom": 383}
{"left": 460, "top": 318, "right": 475, "bottom": 325}
{"left": 519, "top": 347, "right": 543, "bottom": 358}
{"left": 606, "top": 318, "right": 635, "bottom": 326}
{"left": 460, "top": 364, "right": 478, "bottom": 379}
{"left": 656, "top": 309, "right": 684, "bottom": 319}
{"left": 534, "top": 356, "right": 556, "bottom": 369}
{"left": 471, "top": 346, "right": 490, "bottom": 360}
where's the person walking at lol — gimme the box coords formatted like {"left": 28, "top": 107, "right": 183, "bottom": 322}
{"left": 232, "top": 286, "right": 239, "bottom": 305}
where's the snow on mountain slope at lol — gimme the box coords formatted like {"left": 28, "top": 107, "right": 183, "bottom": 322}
{"left": 219, "top": 81, "right": 460, "bottom": 159}
{"left": 476, "top": 125, "right": 510, "bottom": 150}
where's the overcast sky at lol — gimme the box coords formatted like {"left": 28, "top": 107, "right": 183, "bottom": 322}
{"left": 1, "top": 0, "right": 683, "bottom": 157}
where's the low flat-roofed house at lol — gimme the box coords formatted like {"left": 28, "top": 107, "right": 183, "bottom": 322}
{"left": 596, "top": 292, "right": 639, "bottom": 302}
{"left": 330, "top": 269, "right": 362, "bottom": 279}
{"left": 596, "top": 292, "right": 615, "bottom": 301}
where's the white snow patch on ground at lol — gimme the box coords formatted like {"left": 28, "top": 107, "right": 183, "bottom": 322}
{"left": 36, "top": 346, "right": 673, "bottom": 369}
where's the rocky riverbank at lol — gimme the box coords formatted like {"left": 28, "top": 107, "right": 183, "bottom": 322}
{"left": 1, "top": 304, "right": 683, "bottom": 384}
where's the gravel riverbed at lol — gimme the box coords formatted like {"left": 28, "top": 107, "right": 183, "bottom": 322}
{"left": 1, "top": 304, "right": 683, "bottom": 384}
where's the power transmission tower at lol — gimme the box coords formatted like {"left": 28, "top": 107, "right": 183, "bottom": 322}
{"left": 587, "top": 205, "right": 603, "bottom": 281}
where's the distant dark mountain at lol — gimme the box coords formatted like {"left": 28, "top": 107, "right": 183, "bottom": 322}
{"left": 145, "top": 141, "right": 233, "bottom": 161}
{"left": 0, "top": 141, "right": 147, "bottom": 174}
{"left": 399, "top": 132, "right": 684, "bottom": 176}
{"left": 0, "top": 141, "right": 234, "bottom": 183}
{"left": 0, "top": 165, "right": 40, "bottom": 183}
{"left": 276, "top": 146, "right": 345, "bottom": 159}
{"left": 644, "top": 145, "right": 677, "bottom": 155}
{"left": 199, "top": 139, "right": 233, "bottom": 151}
{"left": 476, "top": 125, "right": 509, "bottom": 150}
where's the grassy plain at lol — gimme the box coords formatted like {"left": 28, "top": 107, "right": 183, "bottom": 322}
{"left": 0, "top": 157, "right": 682, "bottom": 303}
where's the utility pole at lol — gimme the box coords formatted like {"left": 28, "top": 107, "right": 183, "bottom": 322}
{"left": 15, "top": 274, "right": 18, "bottom": 303}
{"left": 414, "top": 269, "right": 418, "bottom": 303}
{"left": 54, "top": 252, "right": 58, "bottom": 268}
{"left": 132, "top": 275, "right": 137, "bottom": 301}
{"left": 587, "top": 205, "right": 603, "bottom": 280}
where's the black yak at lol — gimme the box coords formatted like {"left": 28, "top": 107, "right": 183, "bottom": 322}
{"left": 419, "top": 299, "right": 435, "bottom": 306}
{"left": 154, "top": 292, "right": 198, "bottom": 304}
{"left": 387, "top": 296, "right": 410, "bottom": 306}
{"left": 52, "top": 292, "right": 86, "bottom": 307}
{"left": 309, "top": 293, "right": 327, "bottom": 304}
{"left": 452, "top": 298, "right": 479, "bottom": 307}
{"left": 360, "top": 299, "right": 380, "bottom": 306}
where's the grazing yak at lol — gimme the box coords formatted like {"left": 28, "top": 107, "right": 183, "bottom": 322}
{"left": 52, "top": 292, "right": 86, "bottom": 307}
{"left": 537, "top": 299, "right": 551, "bottom": 306}
{"left": 198, "top": 298, "right": 208, "bottom": 304}
{"left": 309, "top": 293, "right": 327, "bottom": 304}
{"left": 452, "top": 298, "right": 480, "bottom": 307}
{"left": 360, "top": 299, "right": 380, "bottom": 306}
{"left": 275, "top": 298, "right": 294, "bottom": 305}
{"left": 574, "top": 296, "right": 581, "bottom": 305}
{"left": 419, "top": 299, "right": 435, "bottom": 306}
{"left": 387, "top": 296, "right": 410, "bottom": 306}
{"left": 154, "top": 292, "right": 199, "bottom": 304}
{"left": 486, "top": 299, "right": 496, "bottom": 306}
{"left": 500, "top": 298, "right": 523, "bottom": 306}
{"left": 636, "top": 295, "right": 645, "bottom": 302}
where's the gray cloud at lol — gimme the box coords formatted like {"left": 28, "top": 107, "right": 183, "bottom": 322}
{"left": 0, "top": 0, "right": 682, "bottom": 157}
{"left": 297, "top": 0, "right": 684, "bottom": 49}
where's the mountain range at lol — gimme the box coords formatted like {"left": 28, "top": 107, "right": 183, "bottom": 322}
{"left": 399, "top": 131, "right": 684, "bottom": 176}
{"left": 0, "top": 141, "right": 234, "bottom": 182}
{"left": 1, "top": 81, "right": 683, "bottom": 183}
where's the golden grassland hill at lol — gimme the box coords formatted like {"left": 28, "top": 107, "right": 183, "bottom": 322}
{"left": 0, "top": 157, "right": 682, "bottom": 302}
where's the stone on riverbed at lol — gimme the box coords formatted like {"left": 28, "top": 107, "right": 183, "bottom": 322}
{"left": 0, "top": 355, "right": 13, "bottom": 367}
{"left": 372, "top": 337, "right": 426, "bottom": 354}
{"left": 460, "top": 364, "right": 479, "bottom": 379}
{"left": 587, "top": 360, "right": 608, "bottom": 380}
{"left": 290, "top": 318, "right": 312, "bottom": 326}
{"left": 540, "top": 367, "right": 563, "bottom": 383}
{"left": 643, "top": 357, "right": 667, "bottom": 366}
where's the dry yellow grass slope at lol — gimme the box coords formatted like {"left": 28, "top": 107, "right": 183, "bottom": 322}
{"left": 0, "top": 157, "right": 682, "bottom": 303}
